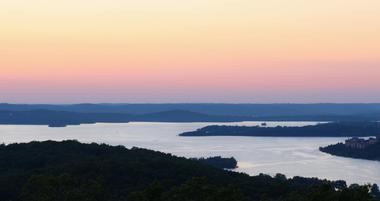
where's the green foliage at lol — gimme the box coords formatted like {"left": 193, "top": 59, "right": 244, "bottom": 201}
{"left": 129, "top": 178, "right": 248, "bottom": 201}
{"left": 320, "top": 140, "right": 380, "bottom": 161}
{"left": 371, "top": 184, "right": 380, "bottom": 199}
{"left": 192, "top": 156, "right": 238, "bottom": 169}
{"left": 180, "top": 122, "right": 380, "bottom": 137}
{"left": 20, "top": 174, "right": 105, "bottom": 201}
{"left": 0, "top": 140, "right": 377, "bottom": 201}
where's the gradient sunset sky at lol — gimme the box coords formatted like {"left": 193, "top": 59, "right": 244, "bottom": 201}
{"left": 1, "top": 0, "right": 379, "bottom": 103}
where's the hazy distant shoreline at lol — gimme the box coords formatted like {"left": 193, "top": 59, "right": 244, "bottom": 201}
{"left": 1, "top": 103, "right": 380, "bottom": 127}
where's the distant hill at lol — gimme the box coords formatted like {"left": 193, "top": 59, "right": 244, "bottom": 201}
{"left": 1, "top": 103, "right": 380, "bottom": 125}
{"left": 180, "top": 122, "right": 380, "bottom": 137}
{"left": 0, "top": 110, "right": 133, "bottom": 126}
{"left": 1, "top": 103, "right": 380, "bottom": 116}
{"left": 135, "top": 110, "right": 250, "bottom": 122}
{"left": 0, "top": 109, "right": 253, "bottom": 127}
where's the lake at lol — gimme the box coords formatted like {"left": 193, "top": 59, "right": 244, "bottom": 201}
{"left": 1, "top": 121, "right": 379, "bottom": 185}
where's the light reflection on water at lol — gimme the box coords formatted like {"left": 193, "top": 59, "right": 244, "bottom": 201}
{"left": 1, "top": 121, "right": 379, "bottom": 185}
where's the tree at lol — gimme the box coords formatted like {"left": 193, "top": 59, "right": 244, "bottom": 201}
{"left": 371, "top": 184, "right": 380, "bottom": 198}
{"left": 20, "top": 174, "right": 105, "bottom": 201}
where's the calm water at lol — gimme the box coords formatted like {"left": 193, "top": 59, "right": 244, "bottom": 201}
{"left": 1, "top": 121, "right": 379, "bottom": 185}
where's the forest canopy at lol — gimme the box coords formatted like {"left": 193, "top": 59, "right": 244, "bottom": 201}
{"left": 0, "top": 140, "right": 378, "bottom": 201}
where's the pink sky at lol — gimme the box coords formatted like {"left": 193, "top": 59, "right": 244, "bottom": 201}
{"left": 1, "top": 0, "right": 380, "bottom": 103}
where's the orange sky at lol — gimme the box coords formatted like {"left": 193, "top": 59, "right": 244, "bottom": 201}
{"left": 1, "top": 0, "right": 380, "bottom": 103}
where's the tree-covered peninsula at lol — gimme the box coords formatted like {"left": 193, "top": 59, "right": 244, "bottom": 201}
{"left": 180, "top": 122, "right": 380, "bottom": 137}
{"left": 320, "top": 137, "right": 380, "bottom": 161}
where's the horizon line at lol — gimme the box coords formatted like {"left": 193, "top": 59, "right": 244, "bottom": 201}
{"left": 2, "top": 102, "right": 380, "bottom": 105}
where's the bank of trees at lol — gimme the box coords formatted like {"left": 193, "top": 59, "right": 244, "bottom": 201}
{"left": 0, "top": 140, "right": 378, "bottom": 201}
{"left": 180, "top": 121, "right": 380, "bottom": 137}
{"left": 320, "top": 141, "right": 380, "bottom": 161}
{"left": 193, "top": 156, "right": 238, "bottom": 169}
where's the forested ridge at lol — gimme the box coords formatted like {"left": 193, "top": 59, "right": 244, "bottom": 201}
{"left": 0, "top": 140, "right": 378, "bottom": 201}
{"left": 0, "top": 110, "right": 252, "bottom": 127}
{"left": 180, "top": 121, "right": 380, "bottom": 137}
{"left": 2, "top": 103, "right": 380, "bottom": 127}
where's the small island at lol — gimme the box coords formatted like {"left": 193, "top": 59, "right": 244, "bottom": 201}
{"left": 320, "top": 136, "right": 380, "bottom": 161}
{"left": 179, "top": 121, "right": 380, "bottom": 137}
{"left": 192, "top": 156, "right": 238, "bottom": 169}
{"left": 48, "top": 123, "right": 70, "bottom": 127}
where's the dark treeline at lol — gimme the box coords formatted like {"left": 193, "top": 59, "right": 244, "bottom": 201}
{"left": 0, "top": 140, "right": 379, "bottom": 201}
{"left": 180, "top": 121, "right": 380, "bottom": 137}
{"left": 320, "top": 141, "right": 380, "bottom": 161}
{"left": 192, "top": 156, "right": 238, "bottom": 169}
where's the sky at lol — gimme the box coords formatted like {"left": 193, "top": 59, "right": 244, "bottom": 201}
{"left": 1, "top": 0, "right": 380, "bottom": 103}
